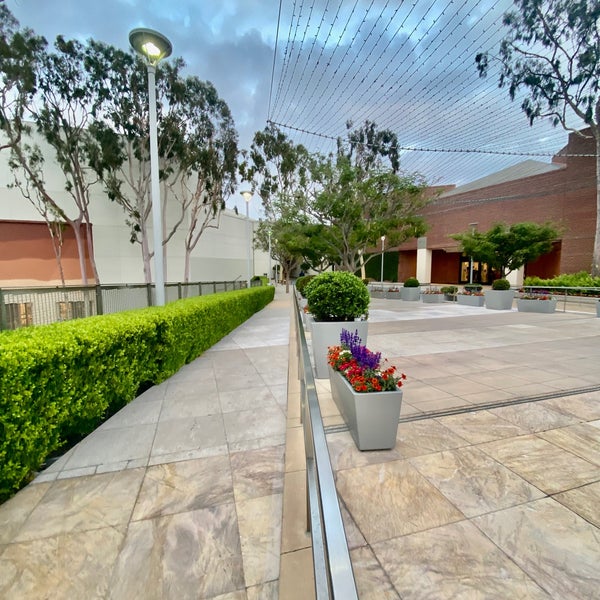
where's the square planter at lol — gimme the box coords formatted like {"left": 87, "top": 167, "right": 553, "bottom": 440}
{"left": 457, "top": 294, "right": 485, "bottom": 307}
{"left": 421, "top": 293, "right": 444, "bottom": 303}
{"left": 311, "top": 320, "right": 368, "bottom": 379}
{"left": 370, "top": 290, "right": 386, "bottom": 299}
{"left": 328, "top": 366, "right": 402, "bottom": 451}
{"left": 517, "top": 298, "right": 557, "bottom": 313}
{"left": 401, "top": 287, "right": 420, "bottom": 301}
{"left": 484, "top": 289, "right": 515, "bottom": 310}
{"left": 385, "top": 290, "right": 402, "bottom": 300}
{"left": 596, "top": 302, "right": 600, "bottom": 317}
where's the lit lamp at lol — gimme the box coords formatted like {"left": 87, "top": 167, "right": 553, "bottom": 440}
{"left": 380, "top": 235, "right": 386, "bottom": 285}
{"left": 129, "top": 28, "right": 173, "bottom": 306}
{"left": 241, "top": 190, "right": 253, "bottom": 288}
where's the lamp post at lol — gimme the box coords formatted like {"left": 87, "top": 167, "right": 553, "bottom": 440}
{"left": 468, "top": 222, "right": 478, "bottom": 284}
{"left": 241, "top": 190, "right": 253, "bottom": 288}
{"left": 129, "top": 28, "right": 172, "bottom": 306}
{"left": 268, "top": 228, "right": 272, "bottom": 284}
{"left": 380, "top": 235, "right": 386, "bottom": 285}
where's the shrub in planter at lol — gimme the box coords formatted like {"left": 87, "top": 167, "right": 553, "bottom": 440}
{"left": 403, "top": 277, "right": 420, "bottom": 287}
{"left": 401, "top": 276, "right": 420, "bottom": 301}
{"left": 492, "top": 278, "right": 511, "bottom": 290}
{"left": 464, "top": 284, "right": 483, "bottom": 293}
{"left": 295, "top": 274, "right": 315, "bottom": 298}
{"left": 304, "top": 271, "right": 369, "bottom": 322}
{"left": 485, "top": 278, "right": 514, "bottom": 310}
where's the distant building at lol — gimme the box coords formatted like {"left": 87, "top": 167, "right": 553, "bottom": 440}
{"left": 397, "top": 129, "right": 596, "bottom": 285}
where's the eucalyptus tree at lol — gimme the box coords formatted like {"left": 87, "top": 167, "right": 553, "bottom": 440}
{"left": 476, "top": 0, "right": 600, "bottom": 275}
{"left": 6, "top": 33, "right": 106, "bottom": 284}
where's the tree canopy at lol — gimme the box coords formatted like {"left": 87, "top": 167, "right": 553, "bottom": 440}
{"left": 452, "top": 221, "right": 560, "bottom": 278}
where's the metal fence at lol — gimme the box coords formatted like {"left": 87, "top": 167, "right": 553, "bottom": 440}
{"left": 293, "top": 292, "right": 359, "bottom": 599}
{"left": 0, "top": 280, "right": 253, "bottom": 330}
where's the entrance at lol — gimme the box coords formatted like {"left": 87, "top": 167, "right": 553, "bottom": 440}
{"left": 459, "top": 257, "right": 490, "bottom": 284}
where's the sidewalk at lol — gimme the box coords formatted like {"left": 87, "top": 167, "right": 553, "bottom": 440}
{"left": 1, "top": 292, "right": 599, "bottom": 599}
{"left": 0, "top": 286, "right": 292, "bottom": 600}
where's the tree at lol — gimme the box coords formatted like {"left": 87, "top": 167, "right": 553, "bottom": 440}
{"left": 307, "top": 155, "right": 429, "bottom": 273}
{"left": 452, "top": 221, "right": 560, "bottom": 278}
{"left": 475, "top": 0, "right": 600, "bottom": 275}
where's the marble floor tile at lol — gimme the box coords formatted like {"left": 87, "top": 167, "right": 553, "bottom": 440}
{"left": 488, "top": 402, "right": 581, "bottom": 433}
{"left": 0, "top": 526, "right": 125, "bottom": 600}
{"left": 372, "top": 520, "right": 551, "bottom": 600}
{"left": 230, "top": 444, "right": 285, "bottom": 502}
{"left": 539, "top": 422, "right": 600, "bottom": 466}
{"left": 14, "top": 469, "right": 144, "bottom": 542}
{"left": 222, "top": 405, "right": 286, "bottom": 444}
{"left": 98, "top": 398, "right": 162, "bottom": 430}
{"left": 0, "top": 482, "right": 50, "bottom": 544}
{"left": 410, "top": 446, "right": 545, "bottom": 517}
{"left": 216, "top": 370, "right": 267, "bottom": 392}
{"left": 246, "top": 580, "right": 279, "bottom": 600}
{"left": 159, "top": 392, "right": 221, "bottom": 420}
{"left": 552, "top": 481, "right": 600, "bottom": 527}
{"left": 350, "top": 545, "right": 400, "bottom": 600}
{"left": 278, "top": 547, "right": 315, "bottom": 600}
{"left": 165, "top": 378, "right": 218, "bottom": 398}
{"left": 424, "top": 375, "right": 495, "bottom": 396}
{"left": 336, "top": 460, "right": 464, "bottom": 544}
{"left": 151, "top": 414, "right": 226, "bottom": 456}
{"left": 541, "top": 392, "right": 600, "bottom": 421}
{"left": 280, "top": 470, "right": 311, "bottom": 554}
{"left": 132, "top": 455, "right": 233, "bottom": 521}
{"left": 436, "top": 410, "right": 528, "bottom": 444}
{"left": 63, "top": 423, "right": 157, "bottom": 470}
{"left": 236, "top": 493, "right": 283, "bottom": 588}
{"left": 219, "top": 386, "right": 278, "bottom": 413}
{"left": 109, "top": 503, "right": 244, "bottom": 600}
{"left": 325, "top": 431, "right": 406, "bottom": 471}
{"left": 473, "top": 498, "right": 600, "bottom": 600}
{"left": 478, "top": 434, "right": 599, "bottom": 494}
{"left": 394, "top": 418, "right": 471, "bottom": 458}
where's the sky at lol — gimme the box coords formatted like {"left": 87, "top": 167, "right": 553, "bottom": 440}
{"left": 5, "top": 0, "right": 589, "bottom": 214}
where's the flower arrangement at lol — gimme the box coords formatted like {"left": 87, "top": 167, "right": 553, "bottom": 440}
{"left": 460, "top": 289, "right": 484, "bottom": 296}
{"left": 387, "top": 286, "right": 400, "bottom": 292}
{"left": 327, "top": 329, "right": 406, "bottom": 393}
{"left": 421, "top": 287, "right": 443, "bottom": 294}
{"left": 519, "top": 291, "right": 553, "bottom": 300}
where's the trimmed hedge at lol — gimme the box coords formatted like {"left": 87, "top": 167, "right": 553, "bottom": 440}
{"left": 0, "top": 286, "right": 274, "bottom": 501}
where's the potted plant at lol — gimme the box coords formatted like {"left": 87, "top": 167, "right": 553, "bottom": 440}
{"left": 370, "top": 284, "right": 386, "bottom": 299}
{"left": 421, "top": 287, "right": 444, "bottom": 303}
{"left": 517, "top": 291, "right": 557, "bottom": 313}
{"left": 385, "top": 285, "right": 401, "bottom": 299}
{"left": 328, "top": 329, "right": 406, "bottom": 451}
{"left": 304, "top": 271, "right": 370, "bottom": 378}
{"left": 457, "top": 287, "right": 485, "bottom": 307}
{"left": 484, "top": 278, "right": 515, "bottom": 310}
{"left": 401, "top": 277, "right": 420, "bottom": 301}
{"left": 441, "top": 285, "right": 458, "bottom": 301}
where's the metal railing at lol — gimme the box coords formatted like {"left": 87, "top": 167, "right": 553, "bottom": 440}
{"left": 293, "top": 293, "right": 359, "bottom": 600}
{"left": 0, "top": 280, "right": 255, "bottom": 330}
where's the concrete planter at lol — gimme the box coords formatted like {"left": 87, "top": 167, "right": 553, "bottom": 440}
{"left": 370, "top": 290, "right": 386, "bottom": 299}
{"left": 597, "top": 302, "right": 600, "bottom": 317}
{"left": 401, "top": 287, "right": 421, "bottom": 301}
{"left": 421, "top": 293, "right": 444, "bottom": 303}
{"left": 457, "top": 294, "right": 485, "bottom": 307}
{"left": 385, "top": 290, "right": 402, "bottom": 300}
{"left": 484, "top": 289, "right": 515, "bottom": 310}
{"left": 328, "top": 366, "right": 402, "bottom": 451}
{"left": 311, "top": 320, "right": 368, "bottom": 379}
{"left": 517, "top": 298, "right": 557, "bottom": 313}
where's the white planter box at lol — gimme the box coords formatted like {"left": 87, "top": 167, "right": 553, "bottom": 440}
{"left": 401, "top": 287, "right": 420, "bottom": 301}
{"left": 484, "top": 289, "right": 515, "bottom": 310}
{"left": 329, "top": 366, "right": 402, "bottom": 451}
{"left": 517, "top": 298, "right": 557, "bottom": 313}
{"left": 457, "top": 294, "right": 485, "bottom": 307}
{"left": 421, "top": 294, "right": 444, "bottom": 303}
{"left": 385, "top": 290, "right": 402, "bottom": 300}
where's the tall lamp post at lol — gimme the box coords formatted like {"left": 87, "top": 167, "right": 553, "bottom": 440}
{"left": 468, "top": 222, "right": 478, "bottom": 285}
{"left": 241, "top": 190, "right": 253, "bottom": 288}
{"left": 380, "top": 235, "right": 386, "bottom": 285}
{"left": 129, "top": 28, "right": 172, "bottom": 306}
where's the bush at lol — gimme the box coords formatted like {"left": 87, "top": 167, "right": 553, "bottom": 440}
{"left": 304, "top": 271, "right": 370, "bottom": 322}
{"left": 403, "top": 277, "right": 420, "bottom": 287}
{"left": 524, "top": 271, "right": 600, "bottom": 295}
{"left": 441, "top": 286, "right": 458, "bottom": 295}
{"left": 0, "top": 286, "right": 274, "bottom": 502}
{"left": 491, "top": 278, "right": 511, "bottom": 290}
{"left": 295, "top": 274, "right": 316, "bottom": 297}
{"left": 463, "top": 284, "right": 482, "bottom": 292}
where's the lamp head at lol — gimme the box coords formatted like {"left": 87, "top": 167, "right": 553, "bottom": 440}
{"left": 240, "top": 190, "right": 252, "bottom": 203}
{"left": 129, "top": 28, "right": 172, "bottom": 66}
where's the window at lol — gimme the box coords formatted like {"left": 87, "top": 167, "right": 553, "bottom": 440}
{"left": 57, "top": 301, "right": 86, "bottom": 321}
{"left": 5, "top": 303, "right": 33, "bottom": 329}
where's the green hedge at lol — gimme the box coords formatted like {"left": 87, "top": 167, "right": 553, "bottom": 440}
{"left": 0, "top": 286, "right": 274, "bottom": 501}
{"left": 524, "top": 271, "right": 600, "bottom": 294}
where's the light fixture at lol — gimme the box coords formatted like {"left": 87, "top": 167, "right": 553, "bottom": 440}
{"left": 129, "top": 28, "right": 172, "bottom": 306}
{"left": 380, "top": 235, "right": 386, "bottom": 285}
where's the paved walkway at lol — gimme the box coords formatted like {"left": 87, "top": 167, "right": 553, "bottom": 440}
{"left": 1, "top": 291, "right": 599, "bottom": 599}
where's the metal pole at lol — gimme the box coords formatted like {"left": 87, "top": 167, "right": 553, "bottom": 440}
{"left": 246, "top": 199, "right": 251, "bottom": 288}
{"left": 147, "top": 64, "right": 165, "bottom": 306}
{"left": 268, "top": 230, "right": 272, "bottom": 284}
{"left": 380, "top": 236, "right": 385, "bottom": 285}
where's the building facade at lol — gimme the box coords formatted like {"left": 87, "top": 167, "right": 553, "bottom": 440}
{"left": 397, "top": 130, "right": 597, "bottom": 285}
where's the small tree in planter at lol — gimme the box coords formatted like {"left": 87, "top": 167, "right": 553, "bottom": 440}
{"left": 304, "top": 271, "right": 370, "bottom": 378}
{"left": 401, "top": 276, "right": 420, "bottom": 301}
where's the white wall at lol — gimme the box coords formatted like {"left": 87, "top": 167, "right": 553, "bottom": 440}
{"left": 0, "top": 129, "right": 272, "bottom": 285}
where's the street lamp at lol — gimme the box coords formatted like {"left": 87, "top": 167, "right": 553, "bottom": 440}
{"left": 468, "top": 222, "right": 478, "bottom": 284}
{"left": 268, "top": 228, "right": 272, "bottom": 284}
{"left": 129, "top": 28, "right": 173, "bottom": 306}
{"left": 241, "top": 190, "right": 253, "bottom": 288}
{"left": 380, "top": 235, "right": 386, "bottom": 285}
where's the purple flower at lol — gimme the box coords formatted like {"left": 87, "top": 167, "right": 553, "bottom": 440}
{"left": 340, "top": 328, "right": 382, "bottom": 370}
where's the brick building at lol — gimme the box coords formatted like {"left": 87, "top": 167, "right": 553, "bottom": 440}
{"left": 397, "top": 130, "right": 596, "bottom": 285}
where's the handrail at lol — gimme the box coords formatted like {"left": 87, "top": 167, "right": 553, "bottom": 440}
{"left": 293, "top": 292, "right": 359, "bottom": 600}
